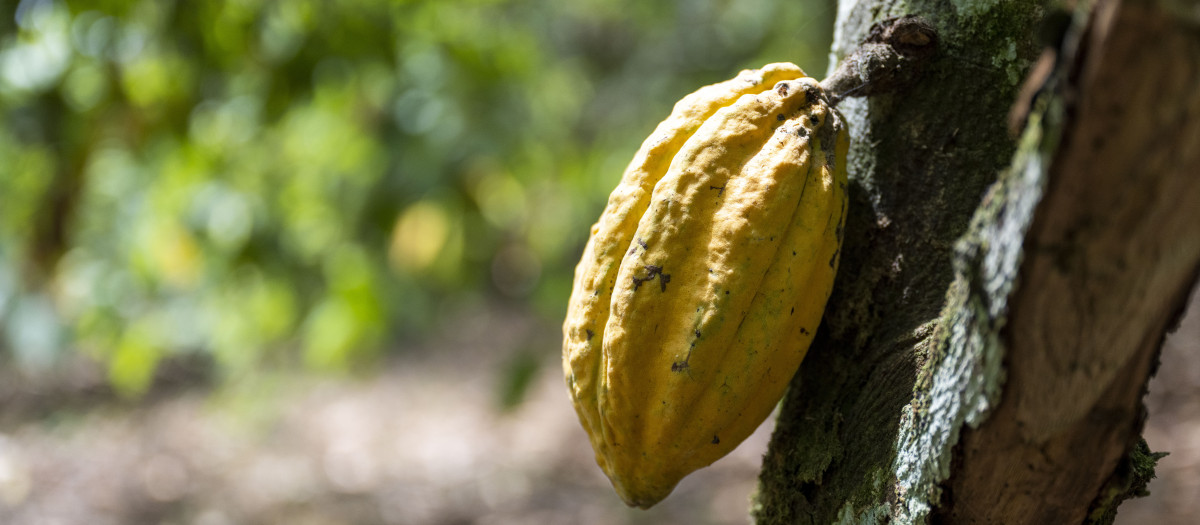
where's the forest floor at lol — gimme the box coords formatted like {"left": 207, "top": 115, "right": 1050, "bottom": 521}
{"left": 0, "top": 304, "right": 771, "bottom": 525}
{"left": 0, "top": 292, "right": 1197, "bottom": 525}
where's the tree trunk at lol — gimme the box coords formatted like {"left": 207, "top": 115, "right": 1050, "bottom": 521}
{"left": 753, "top": 0, "right": 1200, "bottom": 523}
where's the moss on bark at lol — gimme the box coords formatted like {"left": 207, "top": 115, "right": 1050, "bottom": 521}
{"left": 753, "top": 1, "right": 1043, "bottom": 523}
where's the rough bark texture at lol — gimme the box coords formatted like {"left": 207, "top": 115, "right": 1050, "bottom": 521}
{"left": 936, "top": 0, "right": 1200, "bottom": 522}
{"left": 753, "top": 0, "right": 1200, "bottom": 523}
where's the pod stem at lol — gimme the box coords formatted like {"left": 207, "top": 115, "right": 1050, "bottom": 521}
{"left": 820, "top": 15, "right": 939, "bottom": 105}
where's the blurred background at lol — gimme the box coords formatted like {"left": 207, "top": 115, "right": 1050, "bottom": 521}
{"left": 0, "top": 1, "right": 1194, "bottom": 524}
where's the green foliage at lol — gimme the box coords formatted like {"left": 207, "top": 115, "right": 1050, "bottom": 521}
{"left": 496, "top": 349, "right": 541, "bottom": 412}
{"left": 0, "top": 0, "right": 835, "bottom": 390}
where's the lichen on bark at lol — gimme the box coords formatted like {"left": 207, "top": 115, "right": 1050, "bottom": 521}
{"left": 893, "top": 106, "right": 1054, "bottom": 522}
{"left": 752, "top": 1, "right": 1043, "bottom": 523}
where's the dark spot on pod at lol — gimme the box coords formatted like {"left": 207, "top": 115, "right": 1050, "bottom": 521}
{"left": 790, "top": 307, "right": 794, "bottom": 315}
{"left": 808, "top": 115, "right": 820, "bottom": 126}
{"left": 632, "top": 264, "right": 670, "bottom": 291}
{"left": 777, "top": 113, "right": 786, "bottom": 121}
{"left": 671, "top": 361, "right": 689, "bottom": 372}
{"left": 796, "top": 127, "right": 808, "bottom": 137}
{"left": 694, "top": 329, "right": 701, "bottom": 338}
{"left": 725, "top": 290, "right": 730, "bottom": 295}
{"left": 586, "top": 329, "right": 594, "bottom": 340}
{"left": 776, "top": 82, "right": 789, "bottom": 96}
{"left": 629, "top": 237, "right": 649, "bottom": 256}
{"left": 800, "top": 327, "right": 809, "bottom": 335}
{"left": 802, "top": 83, "right": 819, "bottom": 104}
{"left": 711, "top": 435, "right": 720, "bottom": 444}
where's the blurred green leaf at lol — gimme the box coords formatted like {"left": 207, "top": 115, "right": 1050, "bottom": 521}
{"left": 109, "top": 319, "right": 162, "bottom": 397}
{"left": 497, "top": 349, "right": 542, "bottom": 412}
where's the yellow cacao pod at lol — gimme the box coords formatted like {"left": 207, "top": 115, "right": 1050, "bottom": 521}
{"left": 562, "top": 62, "right": 848, "bottom": 508}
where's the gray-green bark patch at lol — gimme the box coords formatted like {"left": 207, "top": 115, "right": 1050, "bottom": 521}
{"left": 893, "top": 110, "right": 1053, "bottom": 522}
{"left": 754, "top": 1, "right": 1043, "bottom": 523}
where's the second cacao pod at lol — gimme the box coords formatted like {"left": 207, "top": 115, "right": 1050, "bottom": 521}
{"left": 562, "top": 62, "right": 848, "bottom": 508}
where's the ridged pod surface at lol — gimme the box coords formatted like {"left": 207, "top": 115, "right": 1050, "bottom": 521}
{"left": 562, "top": 63, "right": 848, "bottom": 508}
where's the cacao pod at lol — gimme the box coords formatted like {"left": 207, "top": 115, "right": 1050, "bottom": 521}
{"left": 562, "top": 63, "right": 848, "bottom": 508}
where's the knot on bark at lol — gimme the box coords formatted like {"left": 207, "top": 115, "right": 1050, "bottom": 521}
{"left": 821, "top": 15, "right": 939, "bottom": 103}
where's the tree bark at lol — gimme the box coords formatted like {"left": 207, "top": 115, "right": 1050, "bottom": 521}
{"left": 753, "top": 0, "right": 1200, "bottom": 523}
